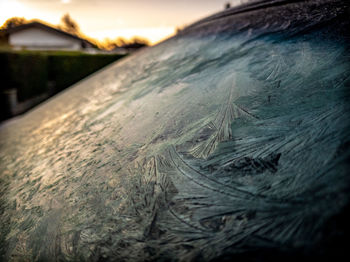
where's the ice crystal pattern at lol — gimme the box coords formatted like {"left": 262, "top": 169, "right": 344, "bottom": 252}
{"left": 1, "top": 0, "right": 350, "bottom": 261}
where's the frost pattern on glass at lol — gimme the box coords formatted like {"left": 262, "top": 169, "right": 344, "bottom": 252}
{"left": 0, "top": 1, "right": 350, "bottom": 261}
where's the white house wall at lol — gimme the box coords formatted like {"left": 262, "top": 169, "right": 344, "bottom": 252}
{"left": 9, "top": 27, "right": 82, "bottom": 50}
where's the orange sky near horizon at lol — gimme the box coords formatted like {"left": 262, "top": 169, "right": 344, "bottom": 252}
{"left": 0, "top": 0, "right": 241, "bottom": 44}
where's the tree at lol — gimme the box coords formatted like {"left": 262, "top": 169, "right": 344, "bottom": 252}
{"left": 100, "top": 37, "right": 150, "bottom": 50}
{"left": 114, "top": 37, "right": 128, "bottom": 47}
{"left": 129, "top": 37, "right": 150, "bottom": 46}
{"left": 1, "top": 17, "right": 27, "bottom": 30}
{"left": 59, "top": 13, "right": 80, "bottom": 35}
{"left": 100, "top": 38, "right": 117, "bottom": 50}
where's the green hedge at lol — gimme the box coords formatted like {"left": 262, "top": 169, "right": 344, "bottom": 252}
{"left": 0, "top": 51, "right": 125, "bottom": 102}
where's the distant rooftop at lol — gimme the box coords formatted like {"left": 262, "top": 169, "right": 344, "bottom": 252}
{"left": 6, "top": 21, "right": 96, "bottom": 48}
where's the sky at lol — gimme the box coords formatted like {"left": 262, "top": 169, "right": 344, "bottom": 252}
{"left": 0, "top": 0, "right": 242, "bottom": 44}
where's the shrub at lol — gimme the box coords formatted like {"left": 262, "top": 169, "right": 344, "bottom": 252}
{"left": 0, "top": 51, "right": 125, "bottom": 102}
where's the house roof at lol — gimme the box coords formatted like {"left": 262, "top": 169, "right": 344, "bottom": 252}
{"left": 6, "top": 21, "right": 96, "bottom": 48}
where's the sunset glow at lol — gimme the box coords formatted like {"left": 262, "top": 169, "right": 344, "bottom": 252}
{"left": 0, "top": 0, "right": 238, "bottom": 44}
{"left": 0, "top": 0, "right": 33, "bottom": 20}
{"left": 90, "top": 27, "right": 175, "bottom": 45}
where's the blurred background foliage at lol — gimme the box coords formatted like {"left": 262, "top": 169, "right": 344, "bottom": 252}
{"left": 0, "top": 50, "right": 125, "bottom": 102}
{"left": 0, "top": 14, "right": 148, "bottom": 121}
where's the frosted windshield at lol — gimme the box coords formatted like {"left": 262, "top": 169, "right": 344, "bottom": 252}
{"left": 1, "top": 1, "right": 349, "bottom": 261}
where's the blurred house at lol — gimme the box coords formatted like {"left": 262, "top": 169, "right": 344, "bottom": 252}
{"left": 5, "top": 22, "right": 95, "bottom": 51}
